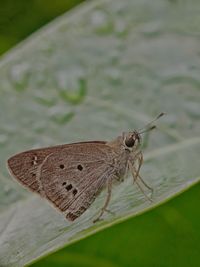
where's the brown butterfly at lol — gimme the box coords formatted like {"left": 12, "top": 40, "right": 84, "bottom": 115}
{"left": 7, "top": 113, "right": 164, "bottom": 222}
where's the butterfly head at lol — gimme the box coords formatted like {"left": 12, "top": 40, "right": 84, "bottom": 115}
{"left": 123, "top": 131, "right": 141, "bottom": 150}
{"left": 123, "top": 113, "right": 165, "bottom": 150}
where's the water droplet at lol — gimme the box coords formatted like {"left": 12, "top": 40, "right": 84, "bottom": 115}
{"left": 185, "top": 101, "right": 200, "bottom": 119}
{"left": 33, "top": 121, "right": 47, "bottom": 133}
{"left": 0, "top": 134, "right": 8, "bottom": 145}
{"left": 91, "top": 10, "right": 108, "bottom": 27}
{"left": 59, "top": 78, "right": 87, "bottom": 105}
{"left": 114, "top": 20, "right": 127, "bottom": 36}
{"left": 34, "top": 91, "right": 57, "bottom": 107}
{"left": 140, "top": 22, "right": 161, "bottom": 37}
{"left": 106, "top": 68, "right": 121, "bottom": 84}
{"left": 49, "top": 106, "right": 75, "bottom": 125}
{"left": 90, "top": 10, "right": 113, "bottom": 34}
{"left": 10, "top": 63, "right": 30, "bottom": 91}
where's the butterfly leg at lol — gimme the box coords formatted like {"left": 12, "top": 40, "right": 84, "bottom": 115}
{"left": 105, "top": 209, "right": 115, "bottom": 215}
{"left": 129, "top": 151, "right": 143, "bottom": 183}
{"left": 133, "top": 151, "right": 143, "bottom": 182}
{"left": 128, "top": 160, "right": 153, "bottom": 202}
{"left": 93, "top": 177, "right": 113, "bottom": 223}
{"left": 130, "top": 151, "right": 153, "bottom": 190}
{"left": 129, "top": 152, "right": 153, "bottom": 201}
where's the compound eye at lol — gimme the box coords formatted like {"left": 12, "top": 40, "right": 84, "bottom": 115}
{"left": 125, "top": 137, "right": 135, "bottom": 148}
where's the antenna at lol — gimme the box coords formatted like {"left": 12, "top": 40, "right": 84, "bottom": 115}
{"left": 139, "top": 125, "right": 156, "bottom": 134}
{"left": 138, "top": 112, "right": 165, "bottom": 134}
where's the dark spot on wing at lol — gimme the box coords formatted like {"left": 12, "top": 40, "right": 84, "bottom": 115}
{"left": 73, "top": 189, "right": 78, "bottom": 195}
{"left": 77, "top": 164, "right": 83, "bottom": 171}
{"left": 59, "top": 164, "right": 65, "bottom": 169}
{"left": 65, "top": 184, "right": 72, "bottom": 191}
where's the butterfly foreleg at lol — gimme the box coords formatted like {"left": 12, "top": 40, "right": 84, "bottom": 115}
{"left": 128, "top": 151, "right": 153, "bottom": 201}
{"left": 130, "top": 150, "right": 143, "bottom": 182}
{"left": 128, "top": 160, "right": 153, "bottom": 201}
{"left": 93, "top": 176, "right": 113, "bottom": 223}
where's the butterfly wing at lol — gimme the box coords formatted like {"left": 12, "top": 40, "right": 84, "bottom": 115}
{"left": 7, "top": 141, "right": 106, "bottom": 194}
{"left": 65, "top": 170, "right": 111, "bottom": 221}
{"left": 7, "top": 146, "right": 62, "bottom": 193}
{"left": 39, "top": 142, "right": 115, "bottom": 220}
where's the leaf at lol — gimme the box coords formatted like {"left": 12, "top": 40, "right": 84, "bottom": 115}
{"left": 0, "top": 0, "right": 200, "bottom": 266}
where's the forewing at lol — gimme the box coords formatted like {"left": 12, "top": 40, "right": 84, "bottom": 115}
{"left": 39, "top": 142, "right": 114, "bottom": 220}
{"left": 7, "top": 141, "right": 106, "bottom": 194}
{"left": 7, "top": 147, "right": 60, "bottom": 193}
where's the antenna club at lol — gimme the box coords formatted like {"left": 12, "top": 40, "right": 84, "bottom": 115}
{"left": 150, "top": 125, "right": 156, "bottom": 130}
{"left": 137, "top": 112, "right": 165, "bottom": 133}
{"left": 139, "top": 125, "right": 156, "bottom": 134}
{"left": 157, "top": 112, "right": 165, "bottom": 119}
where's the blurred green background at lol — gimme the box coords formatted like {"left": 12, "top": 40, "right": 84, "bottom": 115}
{"left": 0, "top": 1, "right": 199, "bottom": 267}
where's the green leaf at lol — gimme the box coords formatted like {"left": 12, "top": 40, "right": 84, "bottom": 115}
{"left": 0, "top": 0, "right": 199, "bottom": 266}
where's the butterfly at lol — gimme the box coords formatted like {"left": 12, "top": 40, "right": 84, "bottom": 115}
{"left": 7, "top": 113, "right": 164, "bottom": 222}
